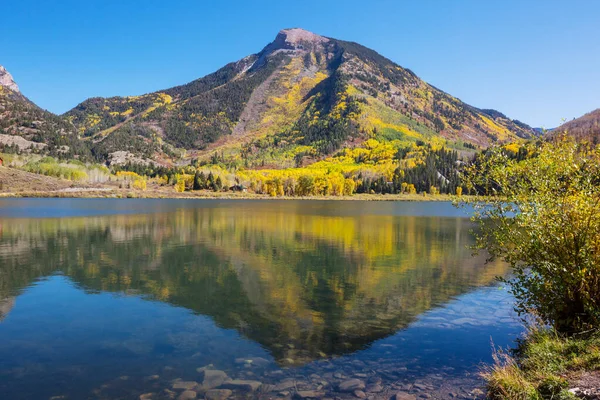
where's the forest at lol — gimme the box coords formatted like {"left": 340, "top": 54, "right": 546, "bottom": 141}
{"left": 100, "top": 139, "right": 468, "bottom": 197}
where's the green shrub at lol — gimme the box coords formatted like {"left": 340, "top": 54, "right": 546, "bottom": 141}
{"left": 537, "top": 376, "right": 568, "bottom": 399}
{"left": 23, "top": 161, "right": 89, "bottom": 181}
{"left": 464, "top": 137, "right": 600, "bottom": 333}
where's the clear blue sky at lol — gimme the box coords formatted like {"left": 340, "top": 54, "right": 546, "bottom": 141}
{"left": 1, "top": 0, "right": 598, "bottom": 128}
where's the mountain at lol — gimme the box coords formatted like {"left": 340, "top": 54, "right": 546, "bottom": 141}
{"left": 552, "top": 109, "right": 600, "bottom": 143}
{"left": 64, "top": 28, "right": 535, "bottom": 166}
{"left": 0, "top": 65, "right": 90, "bottom": 158}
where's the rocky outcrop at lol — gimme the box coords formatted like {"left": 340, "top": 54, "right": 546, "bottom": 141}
{"left": 260, "top": 28, "right": 330, "bottom": 56}
{"left": 0, "top": 65, "right": 19, "bottom": 93}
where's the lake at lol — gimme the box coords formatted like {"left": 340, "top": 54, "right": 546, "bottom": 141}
{"left": 0, "top": 199, "right": 523, "bottom": 400}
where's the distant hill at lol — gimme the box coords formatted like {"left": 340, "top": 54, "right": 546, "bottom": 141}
{"left": 0, "top": 65, "right": 90, "bottom": 158}
{"left": 62, "top": 28, "right": 536, "bottom": 166}
{"left": 552, "top": 109, "right": 600, "bottom": 143}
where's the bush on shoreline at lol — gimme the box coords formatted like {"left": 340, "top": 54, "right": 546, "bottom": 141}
{"left": 464, "top": 137, "right": 600, "bottom": 333}
{"left": 463, "top": 136, "right": 600, "bottom": 399}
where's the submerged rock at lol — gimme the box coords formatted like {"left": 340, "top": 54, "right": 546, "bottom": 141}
{"left": 339, "top": 379, "right": 365, "bottom": 392}
{"left": 172, "top": 381, "right": 198, "bottom": 391}
{"left": 196, "top": 364, "right": 215, "bottom": 374}
{"left": 394, "top": 393, "right": 417, "bottom": 400}
{"left": 177, "top": 390, "right": 197, "bottom": 400}
{"left": 366, "top": 384, "right": 384, "bottom": 393}
{"left": 274, "top": 378, "right": 296, "bottom": 391}
{"left": 220, "top": 379, "right": 262, "bottom": 392}
{"left": 201, "top": 370, "right": 229, "bottom": 390}
{"left": 235, "top": 357, "right": 270, "bottom": 367}
{"left": 204, "top": 389, "right": 233, "bottom": 400}
{"left": 295, "top": 390, "right": 325, "bottom": 399}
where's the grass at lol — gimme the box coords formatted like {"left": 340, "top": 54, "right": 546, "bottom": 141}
{"left": 483, "top": 325, "right": 600, "bottom": 399}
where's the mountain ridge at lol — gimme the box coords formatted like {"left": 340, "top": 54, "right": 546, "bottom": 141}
{"left": 552, "top": 108, "right": 600, "bottom": 143}
{"left": 3, "top": 29, "right": 536, "bottom": 167}
{"left": 61, "top": 28, "right": 535, "bottom": 166}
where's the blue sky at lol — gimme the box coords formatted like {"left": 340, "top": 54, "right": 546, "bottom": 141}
{"left": 1, "top": 0, "right": 598, "bottom": 128}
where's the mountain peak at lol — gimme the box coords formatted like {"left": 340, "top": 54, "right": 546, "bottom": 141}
{"left": 263, "top": 28, "right": 329, "bottom": 54}
{"left": 0, "top": 65, "right": 19, "bottom": 93}
{"left": 278, "top": 28, "right": 328, "bottom": 45}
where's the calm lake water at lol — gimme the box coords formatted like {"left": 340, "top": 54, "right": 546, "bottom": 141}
{"left": 0, "top": 199, "right": 523, "bottom": 400}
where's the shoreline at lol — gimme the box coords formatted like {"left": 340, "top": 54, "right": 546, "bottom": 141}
{"left": 0, "top": 188, "right": 462, "bottom": 202}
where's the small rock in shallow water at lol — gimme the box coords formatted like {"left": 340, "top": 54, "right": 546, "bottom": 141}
{"left": 236, "top": 357, "right": 271, "bottom": 367}
{"left": 262, "top": 384, "right": 276, "bottom": 392}
{"left": 204, "top": 389, "right": 232, "bottom": 400}
{"left": 339, "top": 379, "right": 365, "bottom": 392}
{"left": 354, "top": 389, "right": 367, "bottom": 398}
{"left": 366, "top": 384, "right": 383, "bottom": 393}
{"left": 269, "top": 370, "right": 284, "bottom": 376}
{"left": 394, "top": 393, "right": 417, "bottom": 400}
{"left": 177, "top": 390, "right": 197, "bottom": 400}
{"left": 172, "top": 381, "right": 198, "bottom": 391}
{"left": 139, "top": 393, "right": 155, "bottom": 400}
{"left": 201, "top": 370, "right": 229, "bottom": 390}
{"left": 144, "top": 375, "right": 160, "bottom": 382}
{"left": 196, "top": 364, "right": 215, "bottom": 373}
{"left": 295, "top": 390, "right": 325, "bottom": 399}
{"left": 220, "top": 379, "right": 262, "bottom": 392}
{"left": 367, "top": 376, "right": 382, "bottom": 385}
{"left": 274, "top": 379, "right": 296, "bottom": 391}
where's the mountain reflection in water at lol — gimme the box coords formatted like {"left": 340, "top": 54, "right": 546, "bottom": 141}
{"left": 0, "top": 200, "right": 521, "bottom": 400}
{"left": 0, "top": 201, "right": 508, "bottom": 365}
